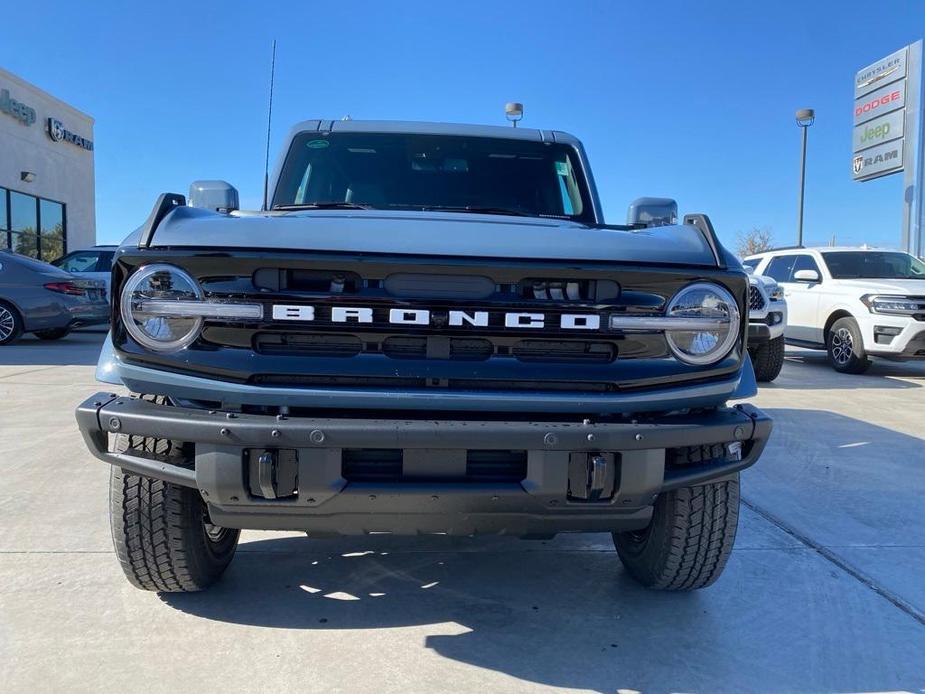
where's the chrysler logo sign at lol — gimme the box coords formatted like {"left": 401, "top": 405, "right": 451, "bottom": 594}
{"left": 47, "top": 117, "right": 94, "bottom": 151}
{"left": 271, "top": 305, "right": 603, "bottom": 330}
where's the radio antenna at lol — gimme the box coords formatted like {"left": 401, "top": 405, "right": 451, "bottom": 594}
{"left": 262, "top": 39, "right": 277, "bottom": 211}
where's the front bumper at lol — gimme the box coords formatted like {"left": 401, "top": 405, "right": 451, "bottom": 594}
{"left": 748, "top": 310, "right": 786, "bottom": 344}
{"left": 76, "top": 393, "right": 772, "bottom": 537}
{"left": 863, "top": 319, "right": 925, "bottom": 359}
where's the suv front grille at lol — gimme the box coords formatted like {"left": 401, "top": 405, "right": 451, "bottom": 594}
{"left": 382, "top": 336, "right": 493, "bottom": 361}
{"left": 512, "top": 340, "right": 616, "bottom": 364}
{"left": 749, "top": 286, "right": 765, "bottom": 311}
{"left": 256, "top": 333, "right": 362, "bottom": 357}
{"left": 255, "top": 332, "right": 622, "bottom": 364}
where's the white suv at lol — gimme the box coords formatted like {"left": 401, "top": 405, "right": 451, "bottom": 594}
{"left": 745, "top": 247, "right": 925, "bottom": 373}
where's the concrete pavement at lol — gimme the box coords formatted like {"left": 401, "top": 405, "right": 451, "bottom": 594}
{"left": 1, "top": 332, "right": 924, "bottom": 693}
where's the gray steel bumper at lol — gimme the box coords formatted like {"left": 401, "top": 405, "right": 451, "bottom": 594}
{"left": 76, "top": 393, "right": 772, "bottom": 536}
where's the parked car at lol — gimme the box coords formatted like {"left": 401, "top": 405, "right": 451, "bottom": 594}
{"left": 745, "top": 246, "right": 925, "bottom": 373}
{"left": 0, "top": 250, "right": 108, "bottom": 344}
{"left": 76, "top": 119, "right": 772, "bottom": 594}
{"left": 51, "top": 245, "right": 117, "bottom": 300}
{"left": 743, "top": 270, "right": 787, "bottom": 381}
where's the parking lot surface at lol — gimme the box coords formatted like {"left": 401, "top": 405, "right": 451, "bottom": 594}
{"left": 2, "top": 332, "right": 924, "bottom": 693}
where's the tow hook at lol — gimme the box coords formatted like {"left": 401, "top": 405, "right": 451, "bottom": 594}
{"left": 568, "top": 452, "right": 617, "bottom": 502}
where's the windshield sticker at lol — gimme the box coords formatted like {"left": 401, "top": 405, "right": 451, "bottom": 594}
{"left": 555, "top": 161, "right": 570, "bottom": 176}
{"left": 306, "top": 139, "right": 330, "bottom": 149}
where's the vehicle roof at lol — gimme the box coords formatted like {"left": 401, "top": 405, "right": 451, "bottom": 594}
{"left": 284, "top": 119, "right": 583, "bottom": 146}
{"left": 745, "top": 246, "right": 907, "bottom": 259}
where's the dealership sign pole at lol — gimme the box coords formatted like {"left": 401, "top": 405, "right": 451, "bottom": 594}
{"left": 852, "top": 40, "right": 924, "bottom": 256}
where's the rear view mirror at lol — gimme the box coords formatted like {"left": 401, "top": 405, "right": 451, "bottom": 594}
{"left": 627, "top": 197, "right": 678, "bottom": 227}
{"left": 793, "top": 269, "right": 820, "bottom": 282}
{"left": 189, "top": 180, "right": 239, "bottom": 213}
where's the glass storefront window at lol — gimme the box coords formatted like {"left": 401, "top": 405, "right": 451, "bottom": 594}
{"left": 3, "top": 190, "right": 66, "bottom": 261}
{"left": 0, "top": 188, "right": 8, "bottom": 231}
{"left": 40, "top": 199, "right": 65, "bottom": 262}
{"left": 10, "top": 191, "right": 37, "bottom": 233}
{"left": 12, "top": 231, "right": 38, "bottom": 257}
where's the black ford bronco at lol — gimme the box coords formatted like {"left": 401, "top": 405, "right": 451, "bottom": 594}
{"left": 76, "top": 120, "right": 771, "bottom": 592}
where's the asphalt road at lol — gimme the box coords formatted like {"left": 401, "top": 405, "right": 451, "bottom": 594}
{"left": 1, "top": 332, "right": 924, "bottom": 693}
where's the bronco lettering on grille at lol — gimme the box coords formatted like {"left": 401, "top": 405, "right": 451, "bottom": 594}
{"left": 271, "top": 305, "right": 603, "bottom": 330}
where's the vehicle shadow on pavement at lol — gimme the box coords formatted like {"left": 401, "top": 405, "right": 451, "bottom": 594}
{"left": 764, "top": 348, "right": 925, "bottom": 389}
{"left": 0, "top": 330, "right": 106, "bottom": 367}
{"left": 161, "top": 530, "right": 925, "bottom": 692}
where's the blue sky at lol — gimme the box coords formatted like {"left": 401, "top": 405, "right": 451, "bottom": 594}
{"left": 3, "top": 0, "right": 924, "bottom": 250}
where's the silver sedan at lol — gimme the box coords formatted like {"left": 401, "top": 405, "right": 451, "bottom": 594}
{"left": 0, "top": 250, "right": 109, "bottom": 345}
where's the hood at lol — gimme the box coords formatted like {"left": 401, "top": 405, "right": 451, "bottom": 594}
{"left": 136, "top": 207, "right": 720, "bottom": 267}
{"left": 831, "top": 278, "right": 925, "bottom": 295}
{"left": 750, "top": 274, "right": 779, "bottom": 290}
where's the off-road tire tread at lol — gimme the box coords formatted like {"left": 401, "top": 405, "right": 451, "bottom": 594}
{"left": 750, "top": 335, "right": 785, "bottom": 382}
{"left": 109, "top": 401, "right": 238, "bottom": 592}
{"left": 613, "top": 477, "right": 739, "bottom": 590}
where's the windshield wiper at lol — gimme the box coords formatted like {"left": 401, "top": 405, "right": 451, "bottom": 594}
{"left": 415, "top": 205, "right": 534, "bottom": 218}
{"left": 272, "top": 202, "right": 374, "bottom": 211}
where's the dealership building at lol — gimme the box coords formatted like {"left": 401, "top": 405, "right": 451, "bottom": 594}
{"left": 0, "top": 67, "right": 95, "bottom": 262}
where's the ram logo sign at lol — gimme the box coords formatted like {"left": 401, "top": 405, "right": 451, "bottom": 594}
{"left": 852, "top": 142, "right": 902, "bottom": 180}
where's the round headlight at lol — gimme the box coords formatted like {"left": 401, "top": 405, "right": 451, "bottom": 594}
{"left": 665, "top": 283, "right": 740, "bottom": 365}
{"left": 121, "top": 264, "right": 203, "bottom": 352}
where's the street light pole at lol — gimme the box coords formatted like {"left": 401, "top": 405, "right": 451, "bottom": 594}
{"left": 795, "top": 108, "right": 815, "bottom": 247}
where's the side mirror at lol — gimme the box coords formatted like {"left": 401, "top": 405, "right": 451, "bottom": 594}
{"left": 793, "top": 269, "right": 820, "bottom": 283}
{"left": 627, "top": 197, "right": 678, "bottom": 227}
{"left": 189, "top": 180, "right": 239, "bottom": 213}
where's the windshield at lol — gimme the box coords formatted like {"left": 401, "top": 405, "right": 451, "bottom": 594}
{"left": 822, "top": 251, "right": 925, "bottom": 280}
{"left": 272, "top": 132, "right": 595, "bottom": 223}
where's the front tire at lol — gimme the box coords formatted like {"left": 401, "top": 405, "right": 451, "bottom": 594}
{"left": 827, "top": 317, "right": 871, "bottom": 374}
{"left": 613, "top": 476, "right": 740, "bottom": 590}
{"left": 109, "top": 434, "right": 239, "bottom": 592}
{"left": 749, "top": 335, "right": 785, "bottom": 382}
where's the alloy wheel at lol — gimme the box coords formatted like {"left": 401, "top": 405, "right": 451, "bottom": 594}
{"left": 0, "top": 307, "right": 15, "bottom": 341}
{"left": 831, "top": 327, "right": 854, "bottom": 365}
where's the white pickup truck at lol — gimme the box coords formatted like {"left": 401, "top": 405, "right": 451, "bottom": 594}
{"left": 745, "top": 273, "right": 787, "bottom": 382}
{"left": 745, "top": 247, "right": 925, "bottom": 373}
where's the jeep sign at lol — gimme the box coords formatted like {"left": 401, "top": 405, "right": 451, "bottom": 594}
{"left": 852, "top": 110, "right": 904, "bottom": 152}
